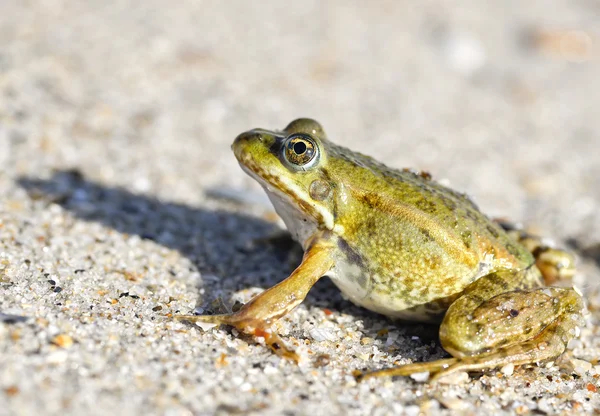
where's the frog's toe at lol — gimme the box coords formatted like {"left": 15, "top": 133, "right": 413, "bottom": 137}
{"left": 355, "top": 358, "right": 458, "bottom": 382}
{"left": 176, "top": 312, "right": 301, "bottom": 362}
{"left": 534, "top": 247, "right": 576, "bottom": 285}
{"left": 175, "top": 311, "right": 264, "bottom": 336}
{"left": 175, "top": 313, "right": 236, "bottom": 327}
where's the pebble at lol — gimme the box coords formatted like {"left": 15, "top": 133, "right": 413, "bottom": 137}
{"left": 571, "top": 358, "right": 592, "bottom": 376}
{"left": 501, "top": 363, "right": 515, "bottom": 376}
{"left": 437, "top": 371, "right": 470, "bottom": 385}
{"left": 51, "top": 334, "right": 74, "bottom": 348}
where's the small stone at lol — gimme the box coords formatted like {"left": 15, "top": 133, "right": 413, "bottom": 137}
{"left": 46, "top": 350, "right": 69, "bottom": 364}
{"left": 438, "top": 397, "right": 471, "bottom": 411}
{"left": 537, "top": 398, "right": 553, "bottom": 414}
{"left": 437, "top": 371, "right": 470, "bottom": 385}
{"left": 4, "top": 386, "right": 19, "bottom": 397}
{"left": 51, "top": 334, "right": 73, "bottom": 348}
{"left": 194, "top": 321, "right": 218, "bottom": 331}
{"left": 409, "top": 371, "right": 430, "bottom": 382}
{"left": 313, "top": 354, "right": 330, "bottom": 368}
{"left": 501, "top": 363, "right": 515, "bottom": 376}
{"left": 309, "top": 328, "right": 337, "bottom": 342}
{"left": 385, "top": 331, "right": 399, "bottom": 347}
{"left": 403, "top": 405, "right": 421, "bottom": 416}
{"left": 571, "top": 358, "right": 592, "bottom": 376}
{"left": 360, "top": 337, "right": 374, "bottom": 345}
{"left": 568, "top": 338, "right": 583, "bottom": 349}
{"left": 514, "top": 404, "right": 531, "bottom": 415}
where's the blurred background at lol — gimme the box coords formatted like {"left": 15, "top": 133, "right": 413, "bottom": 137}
{"left": 1, "top": 1, "right": 599, "bottom": 414}
{"left": 3, "top": 1, "right": 599, "bottom": 237}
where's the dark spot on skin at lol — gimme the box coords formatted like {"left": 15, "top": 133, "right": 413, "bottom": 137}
{"left": 419, "top": 286, "right": 430, "bottom": 297}
{"left": 440, "top": 195, "right": 457, "bottom": 211}
{"left": 495, "top": 219, "right": 518, "bottom": 232}
{"left": 524, "top": 326, "right": 533, "bottom": 335}
{"left": 488, "top": 273, "right": 510, "bottom": 291}
{"left": 486, "top": 224, "right": 500, "bottom": 239}
{"left": 420, "top": 228, "right": 434, "bottom": 242}
{"left": 461, "top": 230, "right": 472, "bottom": 249}
{"left": 337, "top": 238, "right": 365, "bottom": 268}
{"left": 416, "top": 198, "right": 437, "bottom": 213}
{"left": 468, "top": 294, "right": 486, "bottom": 305}
{"left": 496, "top": 338, "right": 509, "bottom": 347}
{"left": 509, "top": 309, "right": 519, "bottom": 318}
{"left": 365, "top": 217, "right": 378, "bottom": 237}
{"left": 429, "top": 255, "right": 442, "bottom": 269}
{"left": 500, "top": 346, "right": 512, "bottom": 355}
{"left": 505, "top": 242, "right": 519, "bottom": 256}
{"left": 465, "top": 209, "right": 479, "bottom": 222}
{"left": 360, "top": 193, "right": 376, "bottom": 209}
{"left": 473, "top": 322, "right": 484, "bottom": 335}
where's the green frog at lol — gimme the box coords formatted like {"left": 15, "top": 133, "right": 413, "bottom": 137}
{"left": 177, "top": 119, "right": 585, "bottom": 382}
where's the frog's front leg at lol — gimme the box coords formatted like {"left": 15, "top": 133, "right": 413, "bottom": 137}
{"left": 358, "top": 269, "right": 585, "bottom": 382}
{"left": 177, "top": 239, "right": 335, "bottom": 360}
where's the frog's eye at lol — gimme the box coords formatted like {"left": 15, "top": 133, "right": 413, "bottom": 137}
{"left": 283, "top": 134, "right": 319, "bottom": 169}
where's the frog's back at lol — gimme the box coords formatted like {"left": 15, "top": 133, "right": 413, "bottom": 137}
{"left": 322, "top": 140, "right": 536, "bottom": 320}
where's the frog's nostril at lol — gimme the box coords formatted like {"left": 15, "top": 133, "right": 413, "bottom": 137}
{"left": 232, "top": 131, "right": 263, "bottom": 159}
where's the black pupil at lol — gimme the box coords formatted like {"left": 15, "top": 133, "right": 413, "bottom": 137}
{"left": 293, "top": 141, "right": 307, "bottom": 155}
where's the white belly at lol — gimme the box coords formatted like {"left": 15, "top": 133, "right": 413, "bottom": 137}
{"left": 327, "top": 260, "right": 448, "bottom": 322}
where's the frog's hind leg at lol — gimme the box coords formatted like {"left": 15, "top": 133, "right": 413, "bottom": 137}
{"left": 356, "top": 269, "right": 585, "bottom": 382}
{"left": 495, "top": 219, "right": 576, "bottom": 285}
{"left": 428, "top": 311, "right": 581, "bottom": 382}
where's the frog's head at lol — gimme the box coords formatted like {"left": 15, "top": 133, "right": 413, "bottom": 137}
{"left": 232, "top": 118, "right": 337, "bottom": 238}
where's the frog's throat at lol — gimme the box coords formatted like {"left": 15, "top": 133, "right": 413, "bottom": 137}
{"left": 237, "top": 161, "right": 335, "bottom": 232}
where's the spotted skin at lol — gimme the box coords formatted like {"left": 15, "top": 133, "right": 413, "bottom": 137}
{"left": 176, "top": 119, "right": 586, "bottom": 382}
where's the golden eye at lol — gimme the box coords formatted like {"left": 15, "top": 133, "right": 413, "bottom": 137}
{"left": 283, "top": 134, "right": 318, "bottom": 167}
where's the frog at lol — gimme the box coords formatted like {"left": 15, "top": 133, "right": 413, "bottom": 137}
{"left": 177, "top": 118, "right": 585, "bottom": 382}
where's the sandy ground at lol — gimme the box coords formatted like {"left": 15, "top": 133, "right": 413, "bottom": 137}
{"left": 1, "top": 1, "right": 600, "bottom": 415}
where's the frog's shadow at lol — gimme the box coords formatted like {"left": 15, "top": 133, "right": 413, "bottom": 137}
{"left": 17, "top": 171, "right": 441, "bottom": 357}
{"left": 16, "top": 170, "right": 360, "bottom": 315}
